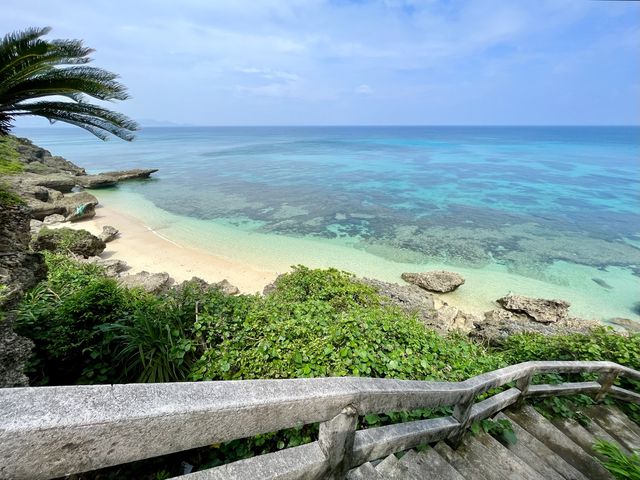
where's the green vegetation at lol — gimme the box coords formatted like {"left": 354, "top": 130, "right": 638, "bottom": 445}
{"left": 0, "top": 27, "right": 137, "bottom": 140}
{"left": 593, "top": 439, "right": 640, "bottom": 480}
{"left": 15, "top": 255, "right": 640, "bottom": 477}
{"left": 0, "top": 183, "right": 23, "bottom": 206}
{"left": 0, "top": 135, "right": 23, "bottom": 173}
{"left": 471, "top": 418, "right": 517, "bottom": 446}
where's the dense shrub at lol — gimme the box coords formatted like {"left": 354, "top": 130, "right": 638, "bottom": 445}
{"left": 189, "top": 266, "right": 504, "bottom": 382}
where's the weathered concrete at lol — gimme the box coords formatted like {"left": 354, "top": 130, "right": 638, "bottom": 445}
{"left": 505, "top": 405, "right": 613, "bottom": 480}
{"left": 1, "top": 361, "right": 638, "bottom": 479}
{"left": 495, "top": 412, "right": 589, "bottom": 480}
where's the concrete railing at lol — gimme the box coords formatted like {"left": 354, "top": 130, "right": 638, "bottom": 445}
{"left": 1, "top": 360, "right": 639, "bottom": 480}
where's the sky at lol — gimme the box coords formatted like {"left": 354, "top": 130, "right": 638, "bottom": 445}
{"left": 2, "top": 0, "right": 640, "bottom": 126}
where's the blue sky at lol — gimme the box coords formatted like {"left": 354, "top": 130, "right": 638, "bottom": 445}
{"left": 3, "top": 0, "right": 640, "bottom": 126}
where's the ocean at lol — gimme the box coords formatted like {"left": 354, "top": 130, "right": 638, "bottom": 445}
{"left": 16, "top": 126, "right": 640, "bottom": 322}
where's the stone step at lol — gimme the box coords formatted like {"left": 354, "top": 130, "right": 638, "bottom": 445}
{"left": 435, "top": 440, "right": 509, "bottom": 480}
{"left": 506, "top": 405, "right": 614, "bottom": 480}
{"left": 382, "top": 449, "right": 419, "bottom": 480}
{"left": 472, "top": 431, "right": 546, "bottom": 480}
{"left": 402, "top": 448, "right": 465, "bottom": 479}
{"left": 494, "top": 412, "right": 589, "bottom": 480}
{"left": 374, "top": 454, "right": 398, "bottom": 476}
{"left": 551, "top": 417, "right": 629, "bottom": 459}
{"left": 346, "top": 461, "right": 383, "bottom": 479}
{"left": 586, "top": 405, "right": 640, "bottom": 452}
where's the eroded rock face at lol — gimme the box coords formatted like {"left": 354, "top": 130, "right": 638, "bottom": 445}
{"left": 497, "top": 294, "right": 570, "bottom": 324}
{"left": 214, "top": 279, "right": 240, "bottom": 295}
{"left": 0, "top": 203, "right": 46, "bottom": 387}
{"left": 470, "top": 308, "right": 597, "bottom": 346}
{"left": 14, "top": 137, "right": 85, "bottom": 175}
{"left": 118, "top": 271, "right": 174, "bottom": 294}
{"left": 32, "top": 227, "right": 106, "bottom": 258}
{"left": 401, "top": 270, "right": 465, "bottom": 293}
{"left": 100, "top": 169, "right": 158, "bottom": 181}
{"left": 79, "top": 256, "right": 128, "bottom": 277}
{"left": 54, "top": 191, "right": 99, "bottom": 219}
{"left": 99, "top": 225, "right": 119, "bottom": 243}
{"left": 42, "top": 214, "right": 66, "bottom": 225}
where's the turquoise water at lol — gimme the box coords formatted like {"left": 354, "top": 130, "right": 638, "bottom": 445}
{"left": 17, "top": 126, "right": 640, "bottom": 321}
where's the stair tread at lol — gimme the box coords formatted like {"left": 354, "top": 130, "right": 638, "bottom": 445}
{"left": 463, "top": 432, "right": 545, "bottom": 480}
{"left": 404, "top": 448, "right": 465, "bottom": 479}
{"left": 434, "top": 441, "right": 509, "bottom": 480}
{"left": 495, "top": 412, "right": 589, "bottom": 480}
{"left": 506, "top": 405, "right": 614, "bottom": 480}
{"left": 552, "top": 416, "right": 629, "bottom": 459}
{"left": 374, "top": 454, "right": 398, "bottom": 476}
{"left": 586, "top": 405, "right": 640, "bottom": 452}
{"left": 346, "top": 462, "right": 383, "bottom": 480}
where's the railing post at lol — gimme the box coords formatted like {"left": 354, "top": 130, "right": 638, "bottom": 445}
{"left": 318, "top": 405, "right": 358, "bottom": 480}
{"left": 595, "top": 370, "right": 618, "bottom": 403}
{"left": 447, "top": 392, "right": 475, "bottom": 448}
{"left": 515, "top": 371, "right": 534, "bottom": 407}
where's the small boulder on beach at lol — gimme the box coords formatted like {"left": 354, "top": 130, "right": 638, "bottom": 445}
{"left": 401, "top": 270, "right": 465, "bottom": 293}
{"left": 99, "top": 225, "right": 119, "bottom": 243}
{"left": 118, "top": 271, "right": 174, "bottom": 294}
{"left": 496, "top": 294, "right": 570, "bottom": 324}
{"left": 32, "top": 227, "right": 106, "bottom": 258}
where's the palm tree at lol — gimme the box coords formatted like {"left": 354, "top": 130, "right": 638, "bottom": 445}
{"left": 0, "top": 27, "right": 138, "bottom": 140}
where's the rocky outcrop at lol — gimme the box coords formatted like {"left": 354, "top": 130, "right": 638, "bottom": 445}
{"left": 100, "top": 169, "right": 158, "bottom": 181}
{"left": 401, "top": 271, "right": 465, "bottom": 293}
{"left": 78, "top": 256, "right": 129, "bottom": 277}
{"left": 43, "top": 213, "right": 66, "bottom": 225}
{"left": 608, "top": 317, "right": 640, "bottom": 333}
{"left": 32, "top": 227, "right": 106, "bottom": 258}
{"left": 470, "top": 308, "right": 597, "bottom": 346}
{"left": 497, "top": 294, "right": 570, "bottom": 324}
{"left": 99, "top": 225, "right": 119, "bottom": 243}
{"left": 77, "top": 175, "right": 118, "bottom": 189}
{"left": 14, "top": 137, "right": 85, "bottom": 175}
{"left": 214, "top": 279, "right": 240, "bottom": 295}
{"left": 0, "top": 203, "right": 46, "bottom": 387}
{"left": 118, "top": 271, "right": 174, "bottom": 294}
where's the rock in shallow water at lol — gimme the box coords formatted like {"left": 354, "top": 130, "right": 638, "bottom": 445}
{"left": 497, "top": 294, "right": 570, "bottom": 324}
{"left": 401, "top": 270, "right": 465, "bottom": 293}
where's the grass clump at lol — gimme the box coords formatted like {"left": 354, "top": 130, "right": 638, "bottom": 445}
{"left": 0, "top": 135, "right": 23, "bottom": 174}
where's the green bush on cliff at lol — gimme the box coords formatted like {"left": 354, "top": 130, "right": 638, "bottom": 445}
{"left": 190, "top": 266, "right": 502, "bottom": 382}
{"left": 0, "top": 135, "right": 23, "bottom": 174}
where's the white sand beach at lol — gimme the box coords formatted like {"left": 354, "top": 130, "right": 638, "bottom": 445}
{"left": 59, "top": 205, "right": 279, "bottom": 294}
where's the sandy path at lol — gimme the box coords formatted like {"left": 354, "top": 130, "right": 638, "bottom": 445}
{"left": 59, "top": 205, "right": 279, "bottom": 294}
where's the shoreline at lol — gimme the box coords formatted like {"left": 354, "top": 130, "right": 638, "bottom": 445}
{"left": 60, "top": 204, "right": 280, "bottom": 294}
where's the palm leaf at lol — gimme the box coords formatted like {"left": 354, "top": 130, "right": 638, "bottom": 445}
{"left": 0, "top": 26, "right": 137, "bottom": 140}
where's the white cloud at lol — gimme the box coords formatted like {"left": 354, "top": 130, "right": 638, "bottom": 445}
{"left": 356, "top": 84, "right": 373, "bottom": 95}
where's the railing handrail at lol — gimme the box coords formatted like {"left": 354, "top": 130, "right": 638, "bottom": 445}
{"left": 1, "top": 360, "right": 638, "bottom": 480}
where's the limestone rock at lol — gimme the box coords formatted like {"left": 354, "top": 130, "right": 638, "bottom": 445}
{"left": 32, "top": 227, "right": 106, "bottom": 258}
{"left": 78, "top": 175, "right": 118, "bottom": 189}
{"left": 470, "top": 308, "right": 597, "bottom": 346}
{"left": 28, "top": 174, "right": 77, "bottom": 193}
{"left": 119, "top": 271, "right": 174, "bottom": 294}
{"left": 401, "top": 270, "right": 465, "bottom": 293}
{"left": 43, "top": 214, "right": 66, "bottom": 225}
{"left": 263, "top": 274, "right": 287, "bottom": 296}
{"left": 360, "top": 277, "right": 442, "bottom": 326}
{"left": 55, "top": 191, "right": 99, "bottom": 216}
{"left": 214, "top": 279, "right": 240, "bottom": 295}
{"left": 608, "top": 317, "right": 640, "bottom": 333}
{"left": 100, "top": 168, "right": 158, "bottom": 181}
{"left": 30, "top": 219, "right": 43, "bottom": 235}
{"left": 80, "top": 256, "right": 128, "bottom": 277}
{"left": 497, "top": 294, "right": 570, "bottom": 323}
{"left": 0, "top": 203, "right": 46, "bottom": 387}
{"left": 99, "top": 225, "right": 119, "bottom": 243}
{"left": 14, "top": 136, "right": 85, "bottom": 175}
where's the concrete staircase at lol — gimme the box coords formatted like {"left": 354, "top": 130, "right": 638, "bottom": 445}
{"left": 347, "top": 404, "right": 639, "bottom": 480}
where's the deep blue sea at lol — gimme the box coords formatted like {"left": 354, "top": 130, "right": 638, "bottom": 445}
{"left": 17, "top": 126, "right": 640, "bottom": 321}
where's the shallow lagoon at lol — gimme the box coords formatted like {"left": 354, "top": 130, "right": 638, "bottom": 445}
{"left": 18, "top": 126, "right": 640, "bottom": 321}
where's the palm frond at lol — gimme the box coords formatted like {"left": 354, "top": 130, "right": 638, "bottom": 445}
{"left": 0, "top": 27, "right": 136, "bottom": 140}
